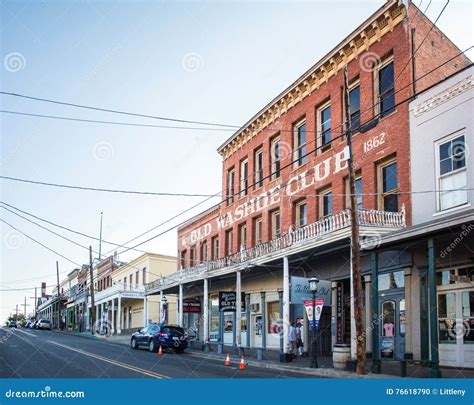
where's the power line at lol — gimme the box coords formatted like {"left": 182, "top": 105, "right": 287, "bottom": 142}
{"left": 1, "top": 218, "right": 82, "bottom": 268}
{"left": 0, "top": 110, "right": 236, "bottom": 132}
{"left": 0, "top": 201, "right": 148, "bottom": 253}
{"left": 0, "top": 176, "right": 221, "bottom": 197}
{"left": 0, "top": 91, "right": 240, "bottom": 129}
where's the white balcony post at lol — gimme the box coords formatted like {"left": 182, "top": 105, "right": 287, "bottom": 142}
{"left": 203, "top": 278, "right": 209, "bottom": 349}
{"left": 178, "top": 284, "right": 184, "bottom": 327}
{"left": 117, "top": 295, "right": 122, "bottom": 335}
{"left": 111, "top": 298, "right": 115, "bottom": 334}
{"left": 236, "top": 270, "right": 242, "bottom": 350}
{"left": 283, "top": 256, "right": 290, "bottom": 354}
{"left": 143, "top": 296, "right": 148, "bottom": 327}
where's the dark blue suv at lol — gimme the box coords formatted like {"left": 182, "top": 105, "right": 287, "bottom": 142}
{"left": 130, "top": 324, "right": 188, "bottom": 354}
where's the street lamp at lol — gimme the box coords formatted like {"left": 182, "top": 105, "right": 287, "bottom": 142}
{"left": 308, "top": 277, "right": 319, "bottom": 368}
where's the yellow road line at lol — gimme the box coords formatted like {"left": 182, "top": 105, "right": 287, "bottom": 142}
{"left": 48, "top": 340, "right": 170, "bottom": 379}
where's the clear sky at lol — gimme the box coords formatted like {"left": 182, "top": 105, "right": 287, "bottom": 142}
{"left": 1, "top": 0, "right": 472, "bottom": 322}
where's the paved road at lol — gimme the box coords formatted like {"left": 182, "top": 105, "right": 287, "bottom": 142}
{"left": 0, "top": 327, "right": 312, "bottom": 379}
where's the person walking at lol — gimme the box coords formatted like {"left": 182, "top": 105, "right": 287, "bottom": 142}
{"left": 297, "top": 323, "right": 305, "bottom": 356}
{"left": 289, "top": 322, "right": 297, "bottom": 359}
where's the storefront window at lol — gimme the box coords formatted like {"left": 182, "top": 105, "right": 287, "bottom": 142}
{"left": 458, "top": 267, "right": 474, "bottom": 283}
{"left": 438, "top": 292, "right": 456, "bottom": 343}
{"left": 241, "top": 314, "right": 247, "bottom": 332}
{"left": 462, "top": 291, "right": 474, "bottom": 344}
{"left": 399, "top": 299, "right": 406, "bottom": 337}
{"left": 210, "top": 295, "right": 219, "bottom": 341}
{"left": 267, "top": 301, "right": 280, "bottom": 334}
{"left": 381, "top": 300, "right": 395, "bottom": 359}
{"left": 436, "top": 270, "right": 455, "bottom": 286}
{"left": 379, "top": 271, "right": 404, "bottom": 291}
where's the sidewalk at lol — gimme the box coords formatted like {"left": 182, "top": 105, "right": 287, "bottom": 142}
{"left": 57, "top": 331, "right": 474, "bottom": 379}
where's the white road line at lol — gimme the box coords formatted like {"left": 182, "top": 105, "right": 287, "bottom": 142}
{"left": 14, "top": 328, "right": 36, "bottom": 337}
{"left": 47, "top": 340, "right": 170, "bottom": 379}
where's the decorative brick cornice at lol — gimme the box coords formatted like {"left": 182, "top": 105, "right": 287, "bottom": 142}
{"left": 218, "top": 0, "right": 406, "bottom": 160}
{"left": 413, "top": 74, "right": 473, "bottom": 117}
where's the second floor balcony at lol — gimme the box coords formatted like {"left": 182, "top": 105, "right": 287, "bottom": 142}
{"left": 94, "top": 281, "right": 145, "bottom": 303}
{"left": 146, "top": 206, "right": 406, "bottom": 293}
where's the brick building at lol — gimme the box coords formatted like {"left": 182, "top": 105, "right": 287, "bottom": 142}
{"left": 146, "top": 0, "right": 470, "bottom": 363}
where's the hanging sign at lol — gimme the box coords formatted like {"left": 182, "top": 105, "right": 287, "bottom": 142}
{"left": 304, "top": 298, "right": 324, "bottom": 329}
{"left": 183, "top": 298, "right": 201, "bottom": 313}
{"left": 218, "top": 291, "right": 245, "bottom": 312}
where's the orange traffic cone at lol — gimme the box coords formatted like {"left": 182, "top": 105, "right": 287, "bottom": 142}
{"left": 224, "top": 353, "right": 231, "bottom": 366}
{"left": 239, "top": 355, "right": 246, "bottom": 370}
{"left": 157, "top": 345, "right": 163, "bottom": 356}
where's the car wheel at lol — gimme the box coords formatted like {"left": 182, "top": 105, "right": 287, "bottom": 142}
{"left": 148, "top": 339, "right": 157, "bottom": 353}
{"left": 131, "top": 338, "right": 138, "bottom": 349}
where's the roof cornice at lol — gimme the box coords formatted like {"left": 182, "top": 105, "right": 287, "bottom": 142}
{"left": 217, "top": 0, "right": 405, "bottom": 159}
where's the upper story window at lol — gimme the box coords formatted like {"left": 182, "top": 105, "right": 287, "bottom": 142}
{"left": 254, "top": 216, "right": 263, "bottom": 245}
{"left": 295, "top": 199, "right": 307, "bottom": 228}
{"left": 270, "top": 136, "right": 281, "bottom": 180}
{"left": 345, "top": 174, "right": 363, "bottom": 210}
{"left": 180, "top": 250, "right": 186, "bottom": 269}
{"left": 378, "top": 158, "right": 398, "bottom": 212}
{"left": 437, "top": 133, "right": 467, "bottom": 211}
{"left": 270, "top": 209, "right": 281, "bottom": 239}
{"left": 293, "top": 119, "right": 307, "bottom": 167}
{"left": 319, "top": 187, "right": 333, "bottom": 218}
{"left": 349, "top": 84, "right": 360, "bottom": 132}
{"left": 212, "top": 236, "right": 219, "bottom": 260}
{"left": 135, "top": 271, "right": 139, "bottom": 285}
{"left": 200, "top": 240, "right": 208, "bottom": 263}
{"left": 225, "top": 229, "right": 233, "bottom": 256}
{"left": 239, "top": 158, "right": 248, "bottom": 197}
{"left": 227, "top": 168, "right": 235, "bottom": 205}
{"left": 239, "top": 223, "right": 247, "bottom": 249}
{"left": 142, "top": 268, "right": 146, "bottom": 285}
{"left": 377, "top": 59, "right": 395, "bottom": 117}
{"left": 129, "top": 274, "right": 133, "bottom": 287}
{"left": 254, "top": 148, "right": 264, "bottom": 189}
{"left": 190, "top": 245, "right": 196, "bottom": 266}
{"left": 318, "top": 102, "right": 331, "bottom": 152}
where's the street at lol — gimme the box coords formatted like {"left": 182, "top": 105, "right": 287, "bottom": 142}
{"left": 0, "top": 328, "right": 312, "bottom": 379}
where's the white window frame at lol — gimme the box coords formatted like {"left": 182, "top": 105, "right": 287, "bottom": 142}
{"left": 434, "top": 130, "right": 468, "bottom": 212}
{"left": 270, "top": 136, "right": 281, "bottom": 180}
{"left": 254, "top": 148, "right": 264, "bottom": 189}
{"left": 295, "top": 199, "right": 307, "bottom": 228}
{"left": 240, "top": 158, "right": 248, "bottom": 196}
{"left": 316, "top": 100, "right": 331, "bottom": 154}
{"left": 373, "top": 55, "right": 394, "bottom": 118}
{"left": 293, "top": 118, "right": 307, "bottom": 168}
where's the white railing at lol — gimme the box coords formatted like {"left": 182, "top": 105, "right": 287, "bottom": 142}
{"left": 145, "top": 206, "right": 405, "bottom": 292}
{"left": 94, "top": 282, "right": 145, "bottom": 301}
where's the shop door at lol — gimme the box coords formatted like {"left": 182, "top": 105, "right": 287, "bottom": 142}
{"left": 438, "top": 288, "right": 474, "bottom": 368}
{"left": 379, "top": 293, "right": 405, "bottom": 360}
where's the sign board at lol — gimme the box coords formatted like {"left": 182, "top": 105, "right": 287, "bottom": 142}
{"left": 290, "top": 276, "right": 331, "bottom": 305}
{"left": 304, "top": 298, "right": 324, "bottom": 330}
{"left": 219, "top": 291, "right": 245, "bottom": 312}
{"left": 183, "top": 298, "right": 201, "bottom": 313}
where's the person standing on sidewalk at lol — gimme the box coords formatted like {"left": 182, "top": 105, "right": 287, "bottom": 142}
{"left": 289, "top": 322, "right": 297, "bottom": 359}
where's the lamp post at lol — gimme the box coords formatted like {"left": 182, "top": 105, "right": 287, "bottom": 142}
{"left": 308, "top": 277, "right": 319, "bottom": 368}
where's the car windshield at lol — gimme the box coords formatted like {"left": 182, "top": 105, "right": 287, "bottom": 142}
{"left": 163, "top": 326, "right": 184, "bottom": 335}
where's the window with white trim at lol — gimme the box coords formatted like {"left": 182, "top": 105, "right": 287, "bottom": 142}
{"left": 254, "top": 148, "right": 264, "bottom": 189}
{"left": 270, "top": 136, "right": 281, "bottom": 180}
{"left": 293, "top": 119, "right": 307, "bottom": 167}
{"left": 317, "top": 102, "right": 331, "bottom": 152}
{"left": 295, "top": 199, "right": 307, "bottom": 228}
{"left": 240, "top": 158, "right": 248, "bottom": 196}
{"left": 437, "top": 134, "right": 467, "bottom": 211}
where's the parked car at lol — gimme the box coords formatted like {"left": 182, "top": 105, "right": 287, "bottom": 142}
{"left": 7, "top": 321, "right": 17, "bottom": 328}
{"left": 31, "top": 320, "right": 39, "bottom": 329}
{"left": 131, "top": 324, "right": 188, "bottom": 353}
{"left": 24, "top": 321, "right": 33, "bottom": 328}
{"left": 37, "top": 319, "right": 51, "bottom": 330}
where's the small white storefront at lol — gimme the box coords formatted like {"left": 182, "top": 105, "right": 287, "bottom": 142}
{"left": 437, "top": 265, "right": 474, "bottom": 368}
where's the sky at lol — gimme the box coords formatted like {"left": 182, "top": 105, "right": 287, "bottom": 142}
{"left": 0, "top": 0, "right": 472, "bottom": 322}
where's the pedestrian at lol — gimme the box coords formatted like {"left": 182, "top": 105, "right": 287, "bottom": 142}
{"left": 289, "top": 322, "right": 297, "bottom": 359}
{"left": 297, "top": 323, "right": 304, "bottom": 356}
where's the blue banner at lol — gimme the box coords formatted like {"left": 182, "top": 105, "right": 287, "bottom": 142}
{"left": 0, "top": 379, "right": 472, "bottom": 405}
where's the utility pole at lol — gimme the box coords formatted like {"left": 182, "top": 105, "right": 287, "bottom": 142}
{"left": 343, "top": 65, "right": 366, "bottom": 374}
{"left": 89, "top": 246, "right": 96, "bottom": 335}
{"left": 22, "top": 297, "right": 29, "bottom": 319}
{"left": 99, "top": 212, "right": 103, "bottom": 261}
{"left": 56, "top": 261, "right": 61, "bottom": 330}
{"left": 15, "top": 304, "right": 18, "bottom": 321}
{"left": 29, "top": 288, "right": 37, "bottom": 320}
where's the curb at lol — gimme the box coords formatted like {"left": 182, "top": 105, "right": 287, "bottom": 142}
{"left": 184, "top": 350, "right": 393, "bottom": 378}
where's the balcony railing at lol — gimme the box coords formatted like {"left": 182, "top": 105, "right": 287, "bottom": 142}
{"left": 146, "top": 206, "right": 405, "bottom": 292}
{"left": 95, "top": 282, "right": 145, "bottom": 301}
